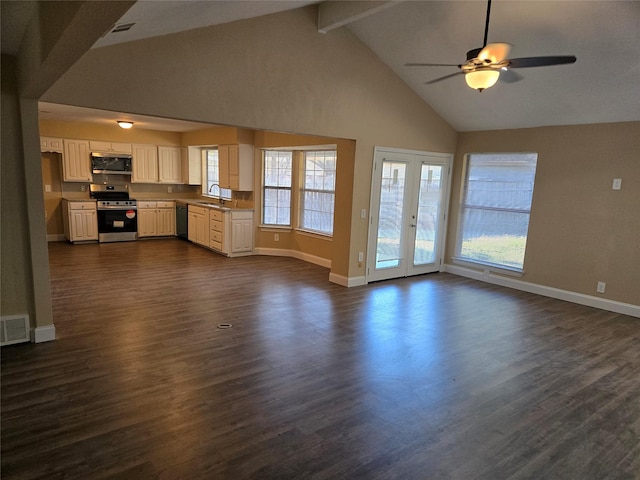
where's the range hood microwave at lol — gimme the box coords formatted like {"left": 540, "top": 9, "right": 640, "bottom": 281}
{"left": 91, "top": 152, "right": 132, "bottom": 175}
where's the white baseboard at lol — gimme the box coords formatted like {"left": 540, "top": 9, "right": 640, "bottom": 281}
{"left": 329, "top": 272, "right": 366, "bottom": 287}
{"left": 31, "top": 324, "right": 56, "bottom": 343}
{"left": 444, "top": 264, "right": 640, "bottom": 318}
{"left": 47, "top": 234, "right": 65, "bottom": 242}
{"left": 254, "top": 247, "right": 331, "bottom": 269}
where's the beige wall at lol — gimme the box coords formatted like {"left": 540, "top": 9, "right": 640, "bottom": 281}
{"left": 41, "top": 5, "right": 458, "bottom": 279}
{"left": 253, "top": 131, "right": 356, "bottom": 266}
{"left": 449, "top": 122, "right": 640, "bottom": 305}
{"left": 2, "top": 0, "right": 129, "bottom": 331}
{"left": 1, "top": 56, "right": 36, "bottom": 319}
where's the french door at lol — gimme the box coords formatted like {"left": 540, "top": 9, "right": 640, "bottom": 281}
{"left": 367, "top": 148, "right": 451, "bottom": 282}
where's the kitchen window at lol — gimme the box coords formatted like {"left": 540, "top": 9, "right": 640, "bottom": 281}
{"left": 262, "top": 150, "right": 292, "bottom": 226}
{"left": 300, "top": 151, "right": 336, "bottom": 235}
{"left": 204, "top": 149, "right": 231, "bottom": 199}
{"left": 455, "top": 152, "right": 538, "bottom": 272}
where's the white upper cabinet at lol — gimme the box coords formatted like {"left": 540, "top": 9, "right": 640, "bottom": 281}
{"left": 62, "top": 139, "right": 92, "bottom": 182}
{"left": 132, "top": 144, "right": 159, "bottom": 183}
{"left": 89, "top": 141, "right": 132, "bottom": 154}
{"left": 158, "top": 146, "right": 182, "bottom": 184}
{"left": 219, "top": 144, "right": 254, "bottom": 191}
{"left": 40, "top": 137, "right": 64, "bottom": 153}
{"left": 182, "top": 147, "right": 202, "bottom": 185}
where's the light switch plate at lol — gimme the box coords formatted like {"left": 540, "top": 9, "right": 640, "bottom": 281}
{"left": 612, "top": 178, "right": 622, "bottom": 190}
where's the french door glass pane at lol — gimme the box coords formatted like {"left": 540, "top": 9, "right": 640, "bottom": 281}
{"left": 414, "top": 165, "right": 442, "bottom": 266}
{"left": 376, "top": 161, "right": 406, "bottom": 269}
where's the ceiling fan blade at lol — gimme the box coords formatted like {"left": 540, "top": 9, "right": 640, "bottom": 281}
{"left": 499, "top": 69, "right": 523, "bottom": 83}
{"left": 425, "top": 72, "right": 463, "bottom": 85}
{"left": 406, "top": 62, "right": 460, "bottom": 67}
{"left": 508, "top": 56, "right": 577, "bottom": 68}
{"left": 478, "top": 43, "right": 511, "bottom": 63}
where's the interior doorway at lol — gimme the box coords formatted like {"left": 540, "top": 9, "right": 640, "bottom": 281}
{"left": 367, "top": 147, "right": 452, "bottom": 283}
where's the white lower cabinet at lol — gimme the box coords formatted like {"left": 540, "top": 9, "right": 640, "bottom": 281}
{"left": 137, "top": 206, "right": 157, "bottom": 237}
{"left": 138, "top": 201, "right": 176, "bottom": 238}
{"left": 188, "top": 205, "right": 253, "bottom": 256}
{"left": 209, "top": 209, "right": 226, "bottom": 252}
{"left": 157, "top": 204, "right": 176, "bottom": 236}
{"left": 62, "top": 200, "right": 98, "bottom": 243}
{"left": 230, "top": 211, "right": 254, "bottom": 254}
{"left": 188, "top": 205, "right": 209, "bottom": 246}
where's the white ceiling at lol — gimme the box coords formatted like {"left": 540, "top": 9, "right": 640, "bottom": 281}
{"left": 4, "top": 0, "right": 639, "bottom": 132}
{"left": 92, "top": 0, "right": 319, "bottom": 49}
{"left": 347, "top": 1, "right": 640, "bottom": 131}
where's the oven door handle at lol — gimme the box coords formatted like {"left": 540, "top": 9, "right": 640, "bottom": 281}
{"left": 97, "top": 206, "right": 137, "bottom": 211}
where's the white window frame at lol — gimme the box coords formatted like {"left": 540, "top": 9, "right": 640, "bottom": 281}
{"left": 262, "top": 150, "right": 293, "bottom": 227}
{"left": 299, "top": 150, "right": 336, "bottom": 236}
{"left": 454, "top": 152, "right": 538, "bottom": 273}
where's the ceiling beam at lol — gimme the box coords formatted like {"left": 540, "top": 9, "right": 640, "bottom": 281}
{"left": 17, "top": 0, "right": 134, "bottom": 98}
{"left": 318, "top": 1, "right": 399, "bottom": 34}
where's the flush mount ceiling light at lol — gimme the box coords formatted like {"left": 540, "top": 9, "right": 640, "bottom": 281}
{"left": 117, "top": 121, "right": 134, "bottom": 129}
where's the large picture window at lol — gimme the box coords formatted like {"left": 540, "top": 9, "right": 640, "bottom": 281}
{"left": 300, "top": 151, "right": 336, "bottom": 235}
{"left": 456, "top": 153, "right": 538, "bottom": 271}
{"left": 263, "top": 150, "right": 293, "bottom": 226}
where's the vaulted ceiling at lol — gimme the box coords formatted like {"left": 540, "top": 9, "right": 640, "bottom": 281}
{"left": 3, "top": 1, "right": 639, "bottom": 132}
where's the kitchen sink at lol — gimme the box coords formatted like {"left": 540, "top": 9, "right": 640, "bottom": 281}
{"left": 196, "top": 201, "right": 230, "bottom": 210}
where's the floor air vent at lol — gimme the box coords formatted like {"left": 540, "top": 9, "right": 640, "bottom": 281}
{"left": 1, "top": 315, "right": 30, "bottom": 346}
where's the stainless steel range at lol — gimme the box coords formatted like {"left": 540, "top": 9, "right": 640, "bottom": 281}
{"left": 90, "top": 184, "right": 137, "bottom": 243}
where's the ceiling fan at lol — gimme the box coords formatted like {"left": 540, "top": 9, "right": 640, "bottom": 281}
{"left": 406, "top": 0, "right": 577, "bottom": 92}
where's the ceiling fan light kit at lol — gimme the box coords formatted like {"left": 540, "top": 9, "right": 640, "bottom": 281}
{"left": 465, "top": 69, "right": 500, "bottom": 92}
{"left": 407, "top": 0, "right": 576, "bottom": 92}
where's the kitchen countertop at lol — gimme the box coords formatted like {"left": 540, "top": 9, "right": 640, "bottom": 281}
{"left": 62, "top": 197, "right": 96, "bottom": 202}
{"left": 140, "top": 198, "right": 253, "bottom": 212}
{"left": 63, "top": 197, "right": 252, "bottom": 212}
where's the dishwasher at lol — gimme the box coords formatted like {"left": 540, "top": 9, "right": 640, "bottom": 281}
{"left": 176, "top": 202, "right": 188, "bottom": 240}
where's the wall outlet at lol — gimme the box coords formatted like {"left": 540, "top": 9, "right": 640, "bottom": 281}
{"left": 80, "top": 185, "right": 86, "bottom": 192}
{"left": 274, "top": 233, "right": 279, "bottom": 241}
{"left": 358, "top": 252, "right": 364, "bottom": 262}
{"left": 168, "top": 186, "right": 173, "bottom": 193}
{"left": 45, "top": 184, "right": 51, "bottom": 193}
{"left": 596, "top": 281, "right": 606, "bottom": 294}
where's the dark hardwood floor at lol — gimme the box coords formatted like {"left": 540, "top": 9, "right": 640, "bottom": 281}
{"left": 2, "top": 238, "right": 639, "bottom": 479}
